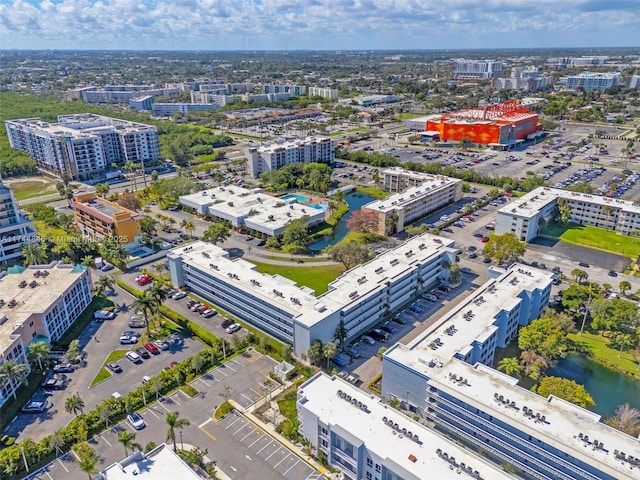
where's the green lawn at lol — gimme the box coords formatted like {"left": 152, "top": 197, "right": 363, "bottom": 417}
{"left": 90, "top": 350, "right": 129, "bottom": 387}
{"left": 250, "top": 261, "right": 345, "bottom": 294}
{"left": 6, "top": 177, "right": 57, "bottom": 201}
{"left": 568, "top": 332, "right": 640, "bottom": 379}
{"left": 263, "top": 255, "right": 330, "bottom": 263}
{"left": 539, "top": 222, "right": 640, "bottom": 258}
{"left": 356, "top": 186, "right": 390, "bottom": 200}
{"left": 395, "top": 113, "right": 424, "bottom": 121}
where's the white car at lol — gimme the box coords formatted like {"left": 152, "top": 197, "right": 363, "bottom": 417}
{"left": 172, "top": 291, "right": 187, "bottom": 300}
{"left": 127, "top": 412, "right": 146, "bottom": 430}
{"left": 154, "top": 340, "right": 170, "bottom": 351}
{"left": 225, "top": 323, "right": 241, "bottom": 334}
{"left": 125, "top": 351, "right": 142, "bottom": 363}
{"left": 120, "top": 335, "right": 137, "bottom": 345}
{"left": 424, "top": 294, "right": 438, "bottom": 302}
{"left": 360, "top": 335, "right": 376, "bottom": 346}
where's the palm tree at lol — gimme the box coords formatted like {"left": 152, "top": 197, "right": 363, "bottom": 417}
{"left": 0, "top": 360, "right": 29, "bottom": 400}
{"left": 165, "top": 411, "right": 191, "bottom": 452}
{"left": 22, "top": 242, "right": 47, "bottom": 266}
{"left": 156, "top": 213, "right": 169, "bottom": 227}
{"left": 27, "top": 341, "right": 50, "bottom": 371}
{"left": 148, "top": 282, "right": 168, "bottom": 305}
{"left": 133, "top": 291, "right": 159, "bottom": 335}
{"left": 99, "top": 404, "right": 114, "bottom": 428}
{"left": 65, "top": 393, "right": 85, "bottom": 416}
{"left": 181, "top": 220, "right": 196, "bottom": 238}
{"left": 81, "top": 255, "right": 95, "bottom": 268}
{"left": 95, "top": 183, "right": 110, "bottom": 198}
{"left": 78, "top": 454, "right": 99, "bottom": 480}
{"left": 94, "top": 275, "right": 115, "bottom": 296}
{"left": 118, "top": 430, "right": 141, "bottom": 456}
{"left": 123, "top": 161, "right": 139, "bottom": 191}
{"left": 497, "top": 357, "right": 523, "bottom": 378}
{"left": 619, "top": 280, "right": 632, "bottom": 296}
{"left": 601, "top": 205, "right": 613, "bottom": 231}
{"left": 323, "top": 341, "right": 337, "bottom": 369}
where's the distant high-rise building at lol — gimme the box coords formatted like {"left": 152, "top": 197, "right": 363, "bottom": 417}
{"left": 308, "top": 87, "right": 339, "bottom": 99}
{"left": 454, "top": 59, "right": 503, "bottom": 79}
{"left": 262, "top": 84, "right": 306, "bottom": 95}
{"left": 566, "top": 72, "right": 621, "bottom": 92}
{"left": 5, "top": 114, "right": 160, "bottom": 181}
{"left": 0, "top": 180, "right": 35, "bottom": 265}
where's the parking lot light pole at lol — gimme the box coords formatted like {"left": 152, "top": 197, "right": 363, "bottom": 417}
{"left": 180, "top": 430, "right": 184, "bottom": 451}
{"left": 142, "top": 389, "right": 146, "bottom": 406}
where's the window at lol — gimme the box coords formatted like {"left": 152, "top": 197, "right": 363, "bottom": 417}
{"left": 366, "top": 473, "right": 372, "bottom": 480}
{"left": 375, "top": 464, "right": 381, "bottom": 473}
{"left": 367, "top": 458, "right": 373, "bottom": 467}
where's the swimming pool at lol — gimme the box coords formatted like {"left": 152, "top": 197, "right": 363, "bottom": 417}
{"left": 128, "top": 247, "right": 154, "bottom": 258}
{"left": 308, "top": 203, "right": 329, "bottom": 212}
{"left": 281, "top": 194, "right": 310, "bottom": 202}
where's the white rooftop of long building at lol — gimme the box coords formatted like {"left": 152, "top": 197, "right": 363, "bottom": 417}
{"left": 96, "top": 444, "right": 200, "bottom": 480}
{"left": 297, "top": 233, "right": 455, "bottom": 327}
{"left": 167, "top": 241, "right": 318, "bottom": 315}
{"left": 366, "top": 176, "right": 462, "bottom": 213}
{"left": 498, "top": 187, "right": 640, "bottom": 218}
{"left": 179, "top": 185, "right": 323, "bottom": 229}
{"left": 298, "top": 373, "right": 517, "bottom": 480}
{"left": 0, "top": 264, "right": 89, "bottom": 353}
{"left": 254, "top": 136, "right": 331, "bottom": 153}
{"left": 386, "top": 264, "right": 553, "bottom": 367}
{"left": 6, "top": 114, "right": 155, "bottom": 136}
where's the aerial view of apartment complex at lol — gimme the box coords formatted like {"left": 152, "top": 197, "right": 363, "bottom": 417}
{"left": 5, "top": 114, "right": 160, "bottom": 180}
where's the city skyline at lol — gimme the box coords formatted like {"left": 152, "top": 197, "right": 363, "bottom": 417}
{"left": 1, "top": 0, "right": 639, "bottom": 51}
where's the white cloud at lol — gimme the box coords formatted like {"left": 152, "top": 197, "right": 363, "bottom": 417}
{"left": 0, "top": 0, "right": 638, "bottom": 49}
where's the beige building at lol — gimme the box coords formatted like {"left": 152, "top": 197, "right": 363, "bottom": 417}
{"left": 364, "top": 168, "right": 462, "bottom": 235}
{"left": 0, "top": 263, "right": 92, "bottom": 405}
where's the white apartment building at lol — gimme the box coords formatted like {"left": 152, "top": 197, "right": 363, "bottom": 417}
{"left": 168, "top": 233, "right": 456, "bottom": 356}
{"left": 179, "top": 185, "right": 325, "bottom": 237}
{"left": 5, "top": 114, "right": 160, "bottom": 181}
{"left": 0, "top": 263, "right": 92, "bottom": 405}
{"left": 151, "top": 103, "right": 219, "bottom": 116}
{"left": 382, "top": 264, "right": 639, "bottom": 480}
{"left": 0, "top": 180, "right": 35, "bottom": 265}
{"left": 495, "top": 187, "right": 640, "bottom": 242}
{"left": 308, "top": 86, "right": 339, "bottom": 99}
{"left": 297, "top": 373, "right": 518, "bottom": 480}
{"left": 262, "top": 84, "right": 306, "bottom": 95}
{"left": 68, "top": 85, "right": 181, "bottom": 104}
{"left": 454, "top": 60, "right": 504, "bottom": 79}
{"left": 566, "top": 72, "right": 621, "bottom": 92}
{"left": 244, "top": 137, "right": 334, "bottom": 178}
{"left": 96, "top": 444, "right": 200, "bottom": 480}
{"left": 362, "top": 169, "right": 462, "bottom": 235}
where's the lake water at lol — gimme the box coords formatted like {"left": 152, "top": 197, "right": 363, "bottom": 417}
{"left": 309, "top": 192, "right": 376, "bottom": 251}
{"left": 548, "top": 353, "right": 640, "bottom": 418}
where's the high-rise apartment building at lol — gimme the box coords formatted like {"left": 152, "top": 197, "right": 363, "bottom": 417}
{"left": 5, "top": 114, "right": 160, "bottom": 181}
{"left": 0, "top": 180, "right": 35, "bottom": 265}
{"left": 454, "top": 59, "right": 503, "bottom": 79}
{"left": 565, "top": 72, "right": 621, "bottom": 92}
{"left": 244, "top": 137, "right": 334, "bottom": 178}
{"left": 308, "top": 87, "right": 339, "bottom": 99}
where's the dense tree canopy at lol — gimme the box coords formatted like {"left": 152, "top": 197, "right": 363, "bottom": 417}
{"left": 346, "top": 209, "right": 380, "bottom": 234}
{"left": 482, "top": 233, "right": 527, "bottom": 264}
{"left": 260, "top": 163, "right": 332, "bottom": 193}
{"left": 518, "top": 317, "right": 568, "bottom": 361}
{"left": 327, "top": 241, "right": 373, "bottom": 269}
{"left": 535, "top": 377, "right": 595, "bottom": 408}
{"left": 590, "top": 298, "right": 638, "bottom": 333}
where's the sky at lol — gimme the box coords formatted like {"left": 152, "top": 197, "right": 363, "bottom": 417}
{"left": 1, "top": 0, "right": 639, "bottom": 51}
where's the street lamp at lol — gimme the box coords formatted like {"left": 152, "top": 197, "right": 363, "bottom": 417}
{"left": 180, "top": 430, "right": 184, "bottom": 451}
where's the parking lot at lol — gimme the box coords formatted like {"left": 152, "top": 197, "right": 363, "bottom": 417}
{"left": 24, "top": 350, "right": 324, "bottom": 480}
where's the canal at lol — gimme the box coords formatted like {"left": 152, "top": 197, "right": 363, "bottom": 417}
{"left": 549, "top": 353, "right": 640, "bottom": 418}
{"left": 309, "top": 191, "right": 376, "bottom": 251}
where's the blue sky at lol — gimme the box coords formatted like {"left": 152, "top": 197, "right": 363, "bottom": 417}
{"left": 1, "top": 0, "right": 639, "bottom": 50}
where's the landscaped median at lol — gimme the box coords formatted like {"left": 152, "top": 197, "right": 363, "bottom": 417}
{"left": 90, "top": 350, "right": 129, "bottom": 387}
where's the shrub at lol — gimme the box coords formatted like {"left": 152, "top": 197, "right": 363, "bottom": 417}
{"left": 144, "top": 442, "right": 157, "bottom": 453}
{"left": 214, "top": 401, "right": 234, "bottom": 420}
{"left": 182, "top": 384, "right": 199, "bottom": 397}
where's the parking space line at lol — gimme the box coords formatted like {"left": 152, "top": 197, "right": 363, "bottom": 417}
{"left": 233, "top": 422, "right": 249, "bottom": 436}
{"left": 198, "top": 378, "right": 211, "bottom": 388}
{"left": 157, "top": 401, "right": 171, "bottom": 413}
{"left": 231, "top": 359, "right": 243, "bottom": 367}
{"left": 239, "top": 428, "right": 255, "bottom": 441}
{"left": 257, "top": 441, "right": 275, "bottom": 454}
{"left": 99, "top": 433, "right": 112, "bottom": 447}
{"left": 57, "top": 458, "right": 69, "bottom": 472}
{"left": 216, "top": 368, "right": 229, "bottom": 377}
{"left": 241, "top": 392, "right": 253, "bottom": 402}
{"left": 249, "top": 387, "right": 261, "bottom": 396}
{"left": 273, "top": 454, "right": 292, "bottom": 469}
{"left": 304, "top": 471, "right": 320, "bottom": 480}
{"left": 225, "top": 363, "right": 237, "bottom": 372}
{"left": 199, "top": 427, "right": 217, "bottom": 442}
{"left": 224, "top": 417, "right": 241, "bottom": 430}
{"left": 145, "top": 407, "right": 161, "bottom": 419}
{"left": 170, "top": 394, "right": 182, "bottom": 406}
{"left": 265, "top": 447, "right": 283, "bottom": 461}
{"left": 199, "top": 418, "right": 213, "bottom": 428}
{"left": 248, "top": 433, "right": 264, "bottom": 448}
{"left": 283, "top": 459, "right": 301, "bottom": 476}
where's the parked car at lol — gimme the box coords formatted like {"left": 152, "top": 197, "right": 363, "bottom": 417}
{"left": 100, "top": 263, "right": 114, "bottom": 272}
{"left": 172, "top": 291, "right": 187, "bottom": 300}
{"left": 346, "top": 346, "right": 360, "bottom": 358}
{"left": 119, "top": 335, "right": 137, "bottom": 345}
{"left": 330, "top": 355, "right": 347, "bottom": 368}
{"left": 94, "top": 310, "right": 116, "bottom": 321}
{"left": 380, "top": 322, "right": 395, "bottom": 334}
{"left": 22, "top": 401, "right": 48, "bottom": 413}
{"left": 129, "top": 318, "right": 147, "bottom": 328}
{"left": 125, "top": 351, "right": 142, "bottom": 363}
{"left": 106, "top": 362, "right": 122, "bottom": 373}
{"left": 608, "top": 270, "right": 618, "bottom": 277}
{"left": 202, "top": 309, "right": 216, "bottom": 318}
{"left": 135, "top": 347, "right": 150, "bottom": 359}
{"left": 141, "top": 375, "right": 152, "bottom": 384}
{"left": 41, "top": 379, "right": 64, "bottom": 390}
{"left": 578, "top": 262, "right": 590, "bottom": 268}
{"left": 144, "top": 343, "right": 159, "bottom": 355}
{"left": 409, "top": 304, "right": 422, "bottom": 313}
{"left": 256, "top": 240, "right": 266, "bottom": 247}
{"left": 221, "top": 318, "right": 235, "bottom": 329}
{"left": 225, "top": 323, "right": 241, "bottom": 334}
{"left": 360, "top": 335, "right": 376, "bottom": 346}
{"left": 423, "top": 294, "right": 438, "bottom": 302}
{"left": 52, "top": 363, "right": 74, "bottom": 373}
{"left": 369, "top": 329, "right": 388, "bottom": 342}
{"left": 154, "top": 340, "right": 170, "bottom": 351}
{"left": 122, "top": 330, "right": 141, "bottom": 338}
{"left": 127, "top": 412, "right": 146, "bottom": 430}
{"left": 135, "top": 274, "right": 152, "bottom": 286}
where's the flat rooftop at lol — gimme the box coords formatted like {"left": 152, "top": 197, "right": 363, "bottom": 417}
{"left": 498, "top": 187, "right": 640, "bottom": 218}
{"left": 365, "top": 177, "right": 461, "bottom": 213}
{"left": 297, "top": 233, "right": 455, "bottom": 327}
{"left": 168, "top": 241, "right": 318, "bottom": 316}
{"left": 387, "top": 264, "right": 552, "bottom": 367}
{"left": 7, "top": 114, "right": 155, "bottom": 136}
{"left": 255, "top": 136, "right": 331, "bottom": 153}
{"left": 0, "top": 264, "right": 88, "bottom": 353}
{"left": 75, "top": 196, "right": 134, "bottom": 219}
{"left": 298, "top": 373, "right": 516, "bottom": 480}
{"left": 179, "top": 185, "right": 324, "bottom": 229}
{"left": 96, "top": 444, "right": 200, "bottom": 480}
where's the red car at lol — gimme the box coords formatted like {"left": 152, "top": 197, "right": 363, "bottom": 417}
{"left": 481, "top": 237, "right": 490, "bottom": 243}
{"left": 135, "top": 275, "right": 152, "bottom": 286}
{"left": 144, "top": 342, "right": 159, "bottom": 355}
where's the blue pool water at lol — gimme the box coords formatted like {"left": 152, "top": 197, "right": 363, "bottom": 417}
{"left": 308, "top": 203, "right": 329, "bottom": 212}
{"left": 281, "top": 194, "right": 310, "bottom": 202}
{"left": 129, "top": 248, "right": 152, "bottom": 258}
